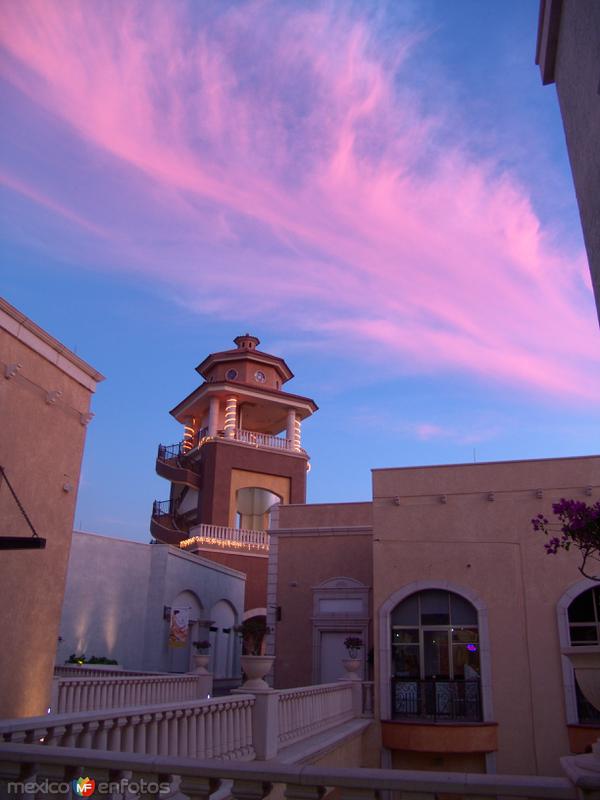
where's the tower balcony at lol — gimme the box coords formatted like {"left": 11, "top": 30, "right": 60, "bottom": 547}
{"left": 156, "top": 443, "right": 202, "bottom": 488}
{"left": 150, "top": 499, "right": 190, "bottom": 546}
{"left": 175, "top": 426, "right": 306, "bottom": 458}
{"left": 180, "top": 522, "right": 270, "bottom": 555}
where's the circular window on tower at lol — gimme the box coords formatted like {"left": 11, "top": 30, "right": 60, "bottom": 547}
{"left": 254, "top": 370, "right": 267, "bottom": 384}
{"left": 226, "top": 368, "right": 238, "bottom": 381}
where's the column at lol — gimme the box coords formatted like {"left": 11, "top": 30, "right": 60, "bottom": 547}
{"left": 293, "top": 416, "right": 301, "bottom": 451}
{"left": 208, "top": 396, "right": 219, "bottom": 437}
{"left": 224, "top": 397, "right": 237, "bottom": 439}
{"left": 182, "top": 416, "right": 195, "bottom": 452}
{"left": 285, "top": 409, "right": 296, "bottom": 449}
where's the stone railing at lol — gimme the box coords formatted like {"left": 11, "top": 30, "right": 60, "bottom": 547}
{"left": 54, "top": 665, "right": 126, "bottom": 678}
{"left": 181, "top": 524, "right": 269, "bottom": 552}
{"left": 0, "top": 742, "right": 580, "bottom": 799}
{"left": 0, "top": 695, "right": 255, "bottom": 761}
{"left": 51, "top": 674, "right": 210, "bottom": 715}
{"left": 233, "top": 428, "right": 294, "bottom": 451}
{"left": 1, "top": 682, "right": 368, "bottom": 765}
{"left": 277, "top": 682, "right": 355, "bottom": 747}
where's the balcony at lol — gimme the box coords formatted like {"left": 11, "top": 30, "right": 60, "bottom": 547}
{"left": 155, "top": 443, "right": 202, "bottom": 489}
{"left": 391, "top": 678, "right": 482, "bottom": 722}
{"left": 181, "top": 427, "right": 305, "bottom": 456}
{"left": 150, "top": 499, "right": 189, "bottom": 545}
{"left": 180, "top": 523, "right": 269, "bottom": 554}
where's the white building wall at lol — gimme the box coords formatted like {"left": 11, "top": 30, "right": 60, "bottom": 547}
{"left": 58, "top": 531, "right": 245, "bottom": 673}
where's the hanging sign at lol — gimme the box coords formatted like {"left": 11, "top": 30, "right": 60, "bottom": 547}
{"left": 168, "top": 607, "right": 190, "bottom": 648}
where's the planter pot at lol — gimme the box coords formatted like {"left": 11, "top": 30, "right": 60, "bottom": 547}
{"left": 562, "top": 646, "right": 600, "bottom": 712}
{"left": 240, "top": 655, "right": 275, "bottom": 691}
{"left": 340, "top": 658, "right": 361, "bottom": 681}
{"left": 192, "top": 653, "right": 210, "bottom": 675}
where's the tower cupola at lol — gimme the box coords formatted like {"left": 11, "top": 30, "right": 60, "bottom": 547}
{"left": 234, "top": 333, "right": 260, "bottom": 351}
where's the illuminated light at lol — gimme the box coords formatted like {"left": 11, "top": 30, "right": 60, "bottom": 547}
{"left": 467, "top": 644, "right": 478, "bottom": 652}
{"left": 179, "top": 533, "right": 269, "bottom": 552}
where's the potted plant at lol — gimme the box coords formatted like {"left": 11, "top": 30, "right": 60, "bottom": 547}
{"left": 341, "top": 636, "right": 363, "bottom": 681}
{"left": 234, "top": 618, "right": 273, "bottom": 690}
{"left": 191, "top": 640, "right": 211, "bottom": 674}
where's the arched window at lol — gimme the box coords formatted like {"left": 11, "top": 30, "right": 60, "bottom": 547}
{"left": 390, "top": 589, "right": 481, "bottom": 721}
{"left": 567, "top": 586, "right": 600, "bottom": 722}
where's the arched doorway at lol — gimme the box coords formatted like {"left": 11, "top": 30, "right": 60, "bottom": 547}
{"left": 168, "top": 590, "right": 203, "bottom": 673}
{"left": 210, "top": 599, "right": 238, "bottom": 678}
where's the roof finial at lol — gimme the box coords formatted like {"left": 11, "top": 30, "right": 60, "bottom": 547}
{"left": 234, "top": 334, "right": 260, "bottom": 351}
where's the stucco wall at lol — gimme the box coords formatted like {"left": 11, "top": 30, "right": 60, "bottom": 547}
{"left": 59, "top": 531, "right": 246, "bottom": 673}
{"left": 0, "top": 303, "right": 101, "bottom": 718}
{"left": 554, "top": 0, "right": 600, "bottom": 324}
{"left": 372, "top": 455, "right": 600, "bottom": 776}
{"left": 271, "top": 502, "right": 373, "bottom": 689}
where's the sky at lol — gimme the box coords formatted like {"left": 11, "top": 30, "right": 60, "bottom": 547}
{"left": 1, "top": 0, "right": 599, "bottom": 543}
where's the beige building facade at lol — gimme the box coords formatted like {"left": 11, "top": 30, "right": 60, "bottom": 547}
{"left": 0, "top": 298, "right": 103, "bottom": 717}
{"left": 269, "top": 455, "right": 600, "bottom": 777}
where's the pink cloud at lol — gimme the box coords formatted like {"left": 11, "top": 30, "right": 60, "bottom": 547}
{"left": 0, "top": 0, "right": 598, "bottom": 402}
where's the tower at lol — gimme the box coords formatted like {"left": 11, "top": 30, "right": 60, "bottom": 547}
{"left": 150, "top": 334, "right": 317, "bottom": 616}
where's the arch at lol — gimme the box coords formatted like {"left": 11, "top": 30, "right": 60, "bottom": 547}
{"left": 171, "top": 589, "right": 203, "bottom": 617}
{"left": 378, "top": 580, "right": 493, "bottom": 723}
{"left": 210, "top": 599, "right": 239, "bottom": 679}
{"left": 243, "top": 607, "right": 267, "bottom": 621}
{"left": 168, "top": 590, "right": 204, "bottom": 674}
{"left": 556, "top": 577, "right": 598, "bottom": 724}
{"left": 235, "top": 487, "right": 283, "bottom": 530}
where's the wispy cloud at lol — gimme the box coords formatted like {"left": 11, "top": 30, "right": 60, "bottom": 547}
{"left": 351, "top": 410, "right": 500, "bottom": 445}
{"left": 1, "top": 0, "right": 598, "bottom": 401}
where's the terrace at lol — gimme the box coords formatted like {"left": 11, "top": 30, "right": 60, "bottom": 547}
{"left": 0, "top": 668, "right": 596, "bottom": 799}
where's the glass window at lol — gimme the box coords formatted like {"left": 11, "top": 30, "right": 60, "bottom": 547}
{"left": 392, "top": 628, "right": 419, "bottom": 644}
{"left": 420, "top": 590, "right": 450, "bottom": 625}
{"left": 568, "top": 590, "right": 595, "bottom": 623}
{"left": 568, "top": 588, "right": 600, "bottom": 647}
{"left": 390, "top": 590, "right": 479, "bottom": 681}
{"left": 452, "top": 643, "right": 481, "bottom": 679}
{"left": 391, "top": 593, "right": 418, "bottom": 625}
{"left": 569, "top": 625, "right": 598, "bottom": 644}
{"left": 450, "top": 593, "right": 478, "bottom": 625}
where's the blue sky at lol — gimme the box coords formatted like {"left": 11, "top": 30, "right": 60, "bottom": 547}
{"left": 1, "top": 0, "right": 598, "bottom": 542}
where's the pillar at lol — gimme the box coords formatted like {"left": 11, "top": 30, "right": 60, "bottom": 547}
{"left": 208, "top": 396, "right": 219, "bottom": 437}
{"left": 224, "top": 397, "right": 238, "bottom": 439}
{"left": 286, "top": 409, "right": 296, "bottom": 448}
{"left": 182, "top": 416, "right": 195, "bottom": 452}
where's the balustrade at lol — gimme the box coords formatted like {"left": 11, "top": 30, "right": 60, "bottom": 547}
{"left": 51, "top": 674, "right": 208, "bottom": 714}
{"left": 182, "top": 524, "right": 269, "bottom": 552}
{"left": 0, "top": 696, "right": 256, "bottom": 761}
{"left": 277, "top": 682, "right": 355, "bottom": 747}
{"left": 0, "top": 742, "right": 579, "bottom": 799}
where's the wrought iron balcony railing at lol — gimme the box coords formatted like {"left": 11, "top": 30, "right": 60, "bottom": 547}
{"left": 391, "top": 678, "right": 482, "bottom": 722}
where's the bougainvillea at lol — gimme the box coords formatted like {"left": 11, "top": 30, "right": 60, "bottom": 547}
{"left": 532, "top": 498, "right": 600, "bottom": 580}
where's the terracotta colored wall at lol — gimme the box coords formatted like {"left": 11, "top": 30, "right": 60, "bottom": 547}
{"left": 372, "top": 456, "right": 600, "bottom": 776}
{"left": 0, "top": 325, "right": 98, "bottom": 718}
{"left": 191, "top": 549, "right": 268, "bottom": 612}
{"left": 199, "top": 440, "right": 307, "bottom": 526}
{"left": 272, "top": 502, "right": 373, "bottom": 689}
